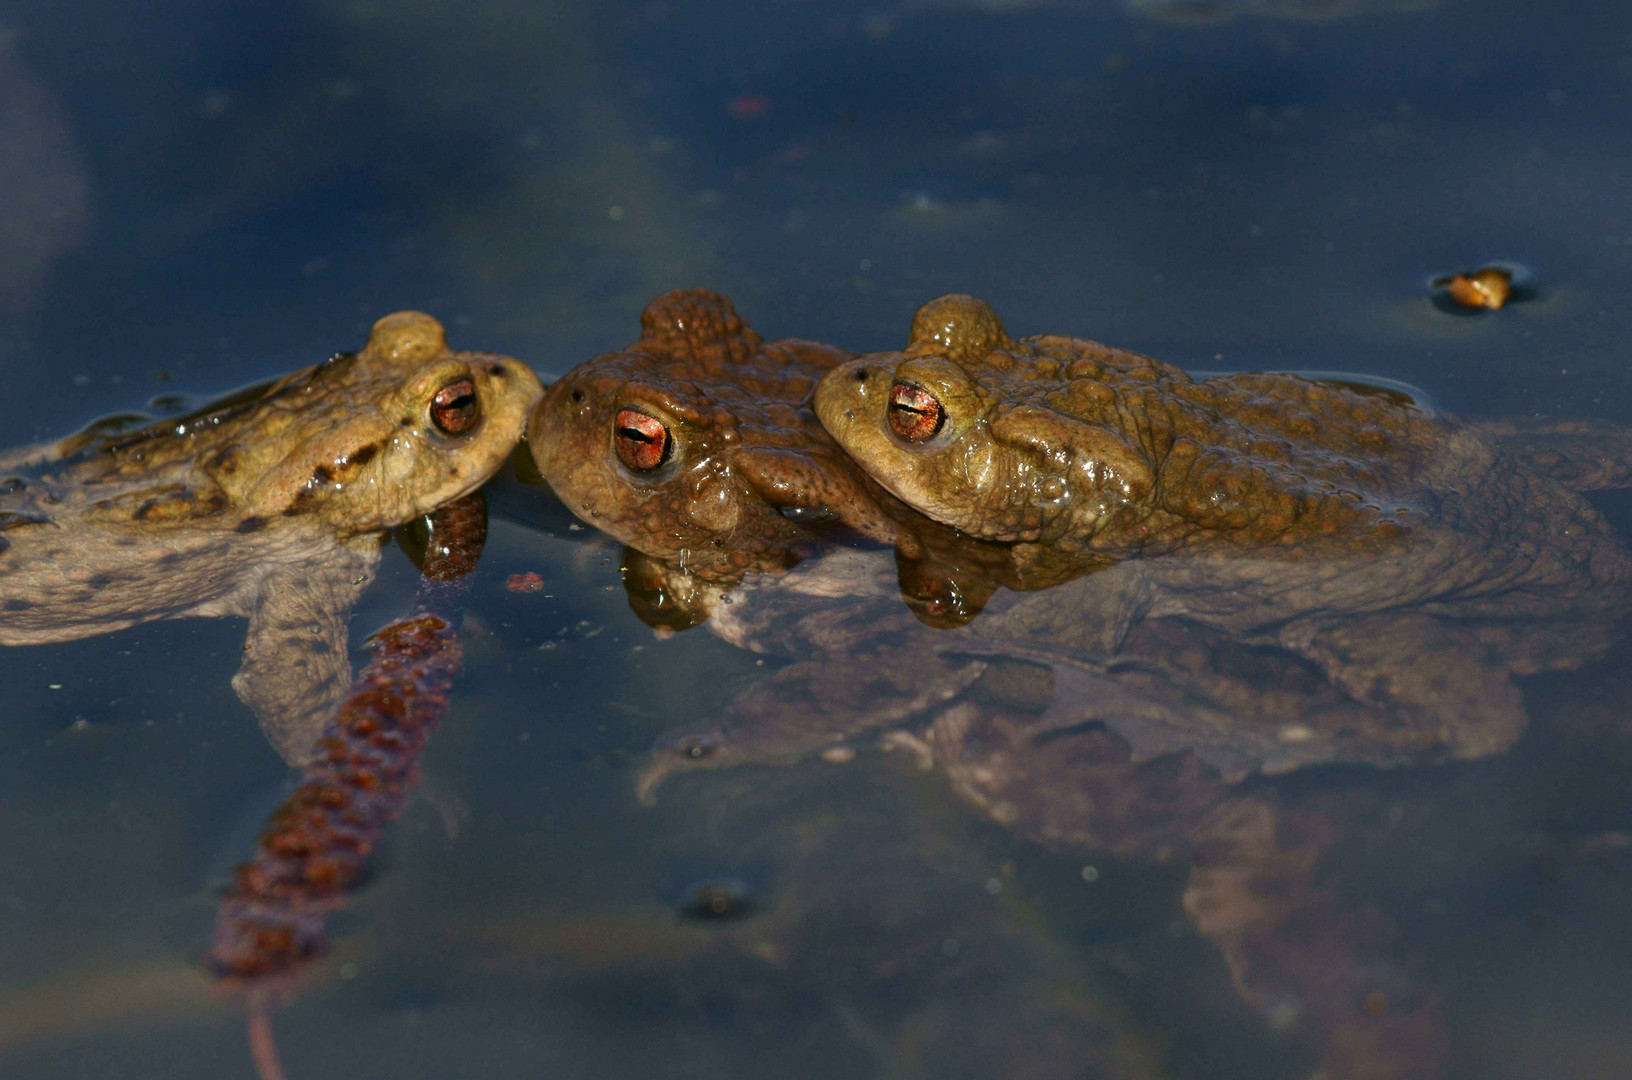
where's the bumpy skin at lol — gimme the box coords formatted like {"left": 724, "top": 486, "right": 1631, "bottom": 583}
{"left": 528, "top": 289, "right": 908, "bottom": 580}
{"left": 0, "top": 312, "right": 542, "bottom": 762}
{"left": 821, "top": 293, "right": 1632, "bottom": 558}
{"left": 817, "top": 294, "right": 1443, "bottom": 554}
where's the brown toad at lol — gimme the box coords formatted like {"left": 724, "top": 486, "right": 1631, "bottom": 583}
{"left": 817, "top": 293, "right": 1440, "bottom": 553}
{"left": 817, "top": 294, "right": 1632, "bottom": 557}
{"left": 0, "top": 312, "right": 541, "bottom": 763}
{"left": 528, "top": 289, "right": 907, "bottom": 582}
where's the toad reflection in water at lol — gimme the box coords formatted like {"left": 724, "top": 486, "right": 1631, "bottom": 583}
{"left": 532, "top": 291, "right": 1632, "bottom": 1079}
{"left": 0, "top": 313, "right": 541, "bottom": 764}
{"left": 640, "top": 550, "right": 1458, "bottom": 1079}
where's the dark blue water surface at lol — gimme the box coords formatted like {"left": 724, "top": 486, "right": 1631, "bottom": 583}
{"left": 3, "top": 2, "right": 1632, "bottom": 1077}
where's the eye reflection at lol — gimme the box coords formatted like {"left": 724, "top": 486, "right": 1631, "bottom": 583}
{"left": 430, "top": 378, "right": 480, "bottom": 435}
{"left": 887, "top": 381, "right": 944, "bottom": 442}
{"left": 615, "top": 408, "right": 671, "bottom": 471}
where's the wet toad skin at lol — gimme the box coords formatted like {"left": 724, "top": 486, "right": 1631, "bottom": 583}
{"left": 0, "top": 312, "right": 542, "bottom": 763}
{"left": 528, "top": 289, "right": 908, "bottom": 581}
{"left": 816, "top": 293, "right": 1632, "bottom": 628}
{"left": 817, "top": 294, "right": 1632, "bottom": 560}
{"left": 815, "top": 293, "right": 1448, "bottom": 554}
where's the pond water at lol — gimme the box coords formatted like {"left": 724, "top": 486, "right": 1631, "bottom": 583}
{"left": 3, "top": 1, "right": 1632, "bottom": 1077}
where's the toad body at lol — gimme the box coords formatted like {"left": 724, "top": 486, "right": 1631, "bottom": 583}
{"left": 0, "top": 312, "right": 542, "bottom": 763}
{"left": 817, "top": 293, "right": 1629, "bottom": 610}
{"left": 528, "top": 289, "right": 908, "bottom": 581}
{"left": 819, "top": 294, "right": 1473, "bottom": 552}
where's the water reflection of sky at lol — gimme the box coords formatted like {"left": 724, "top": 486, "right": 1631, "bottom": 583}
{"left": 3, "top": 1, "right": 1632, "bottom": 1078}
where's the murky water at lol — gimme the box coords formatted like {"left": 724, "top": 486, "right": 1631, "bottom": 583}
{"left": 3, "top": 1, "right": 1632, "bottom": 1077}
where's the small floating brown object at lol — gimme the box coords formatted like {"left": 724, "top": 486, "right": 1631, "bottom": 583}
{"left": 1435, "top": 266, "right": 1513, "bottom": 310}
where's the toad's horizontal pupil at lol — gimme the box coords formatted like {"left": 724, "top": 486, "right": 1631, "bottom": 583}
{"left": 615, "top": 409, "right": 669, "bottom": 470}
{"left": 887, "top": 382, "right": 943, "bottom": 441}
{"left": 433, "top": 380, "right": 475, "bottom": 407}
{"left": 431, "top": 378, "right": 480, "bottom": 434}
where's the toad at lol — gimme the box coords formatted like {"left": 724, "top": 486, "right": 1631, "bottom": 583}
{"left": 528, "top": 289, "right": 907, "bottom": 581}
{"left": 817, "top": 294, "right": 1630, "bottom": 561}
{"left": 0, "top": 312, "right": 542, "bottom": 764}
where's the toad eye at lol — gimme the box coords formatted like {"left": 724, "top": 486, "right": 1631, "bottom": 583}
{"left": 887, "top": 381, "right": 944, "bottom": 442}
{"left": 430, "top": 378, "right": 480, "bottom": 435}
{"left": 615, "top": 408, "right": 671, "bottom": 472}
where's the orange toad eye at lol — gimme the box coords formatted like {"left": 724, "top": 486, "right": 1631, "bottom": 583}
{"left": 615, "top": 408, "right": 671, "bottom": 471}
{"left": 887, "top": 381, "right": 944, "bottom": 442}
{"left": 430, "top": 378, "right": 480, "bottom": 435}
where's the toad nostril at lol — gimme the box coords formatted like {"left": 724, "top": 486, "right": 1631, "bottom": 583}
{"left": 853, "top": 368, "right": 868, "bottom": 382}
